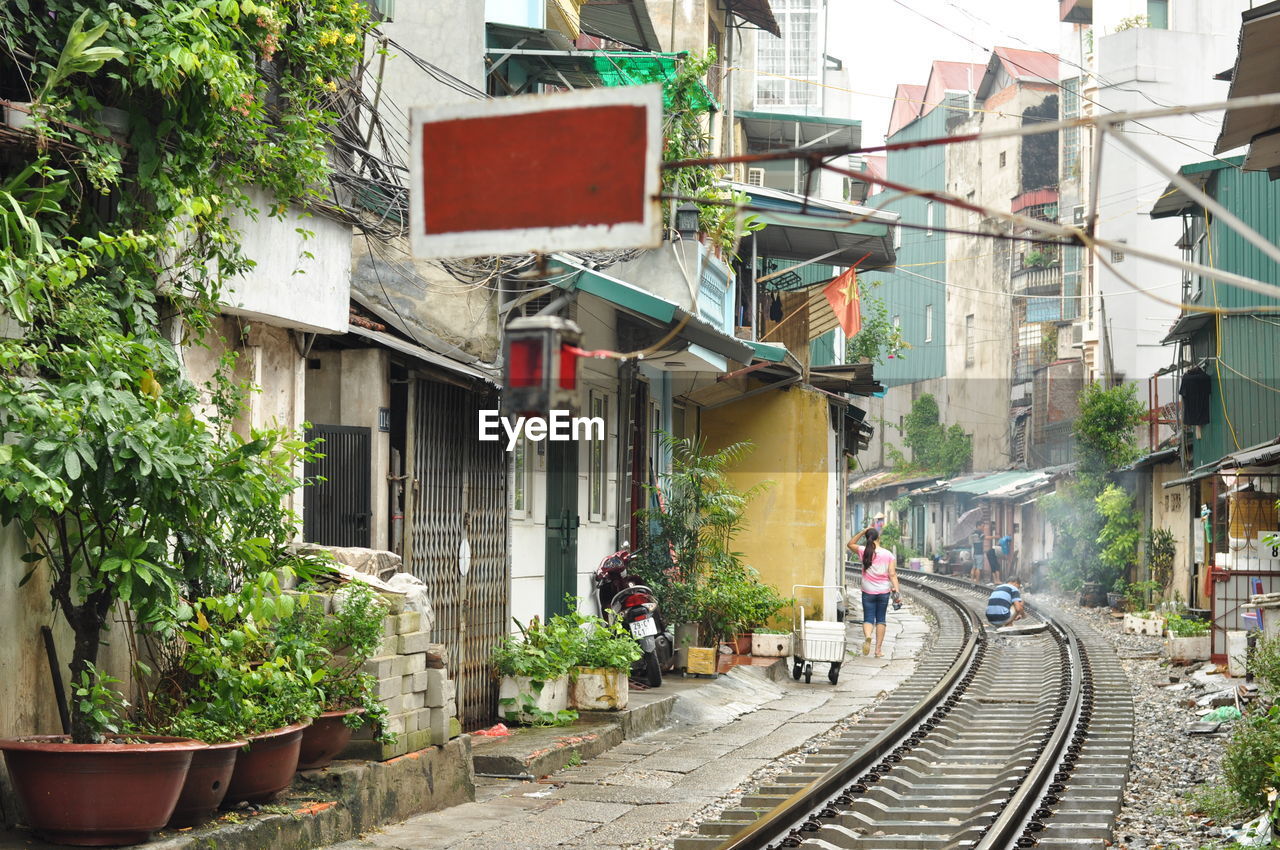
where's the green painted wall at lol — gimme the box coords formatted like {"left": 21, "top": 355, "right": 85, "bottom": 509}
{"left": 1187, "top": 166, "right": 1280, "bottom": 465}
{"left": 868, "top": 100, "right": 955, "bottom": 386}
{"left": 1191, "top": 317, "right": 1280, "bottom": 465}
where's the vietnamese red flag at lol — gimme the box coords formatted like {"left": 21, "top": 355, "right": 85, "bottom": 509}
{"left": 823, "top": 267, "right": 862, "bottom": 337}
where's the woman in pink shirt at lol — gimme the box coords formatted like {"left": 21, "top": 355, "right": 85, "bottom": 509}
{"left": 847, "top": 526, "right": 900, "bottom": 658}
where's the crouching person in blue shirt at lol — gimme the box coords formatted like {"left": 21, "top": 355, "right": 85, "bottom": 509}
{"left": 986, "top": 578, "right": 1026, "bottom": 627}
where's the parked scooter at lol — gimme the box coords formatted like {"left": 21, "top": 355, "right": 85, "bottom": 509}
{"left": 592, "top": 542, "right": 673, "bottom": 687}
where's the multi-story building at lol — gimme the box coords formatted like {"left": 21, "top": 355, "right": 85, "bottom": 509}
{"left": 946, "top": 47, "right": 1063, "bottom": 470}
{"left": 858, "top": 59, "right": 983, "bottom": 471}
{"left": 1055, "top": 0, "right": 1251, "bottom": 445}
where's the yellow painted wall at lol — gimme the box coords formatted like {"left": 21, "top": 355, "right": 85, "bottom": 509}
{"left": 700, "top": 386, "right": 834, "bottom": 620}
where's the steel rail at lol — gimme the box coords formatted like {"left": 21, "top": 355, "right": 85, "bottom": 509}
{"left": 913, "top": 572, "right": 1089, "bottom": 850}
{"left": 711, "top": 575, "right": 982, "bottom": 850}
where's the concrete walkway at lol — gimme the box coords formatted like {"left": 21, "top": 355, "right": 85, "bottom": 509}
{"left": 325, "top": 607, "right": 931, "bottom": 850}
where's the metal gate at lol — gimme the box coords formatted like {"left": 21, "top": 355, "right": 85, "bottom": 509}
{"left": 405, "top": 380, "right": 508, "bottom": 729}
{"left": 303, "top": 424, "right": 372, "bottom": 547}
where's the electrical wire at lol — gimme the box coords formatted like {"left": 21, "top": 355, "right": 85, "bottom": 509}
{"left": 882, "top": 0, "right": 1244, "bottom": 171}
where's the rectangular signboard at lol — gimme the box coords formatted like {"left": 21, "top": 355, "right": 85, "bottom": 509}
{"left": 410, "top": 85, "right": 663, "bottom": 259}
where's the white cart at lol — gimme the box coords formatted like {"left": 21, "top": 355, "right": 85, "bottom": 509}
{"left": 790, "top": 584, "right": 847, "bottom": 684}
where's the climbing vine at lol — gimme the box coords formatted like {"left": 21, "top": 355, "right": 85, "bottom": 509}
{"left": 0, "top": 0, "right": 367, "bottom": 742}
{"left": 661, "top": 48, "right": 761, "bottom": 258}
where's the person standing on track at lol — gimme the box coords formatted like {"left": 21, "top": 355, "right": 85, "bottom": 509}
{"left": 847, "top": 526, "right": 900, "bottom": 658}
{"left": 986, "top": 577, "right": 1026, "bottom": 627}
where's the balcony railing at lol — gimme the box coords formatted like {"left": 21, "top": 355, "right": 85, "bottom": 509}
{"left": 1013, "top": 262, "right": 1063, "bottom": 296}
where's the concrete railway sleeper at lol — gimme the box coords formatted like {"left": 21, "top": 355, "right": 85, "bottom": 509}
{"left": 677, "top": 573, "right": 1131, "bottom": 850}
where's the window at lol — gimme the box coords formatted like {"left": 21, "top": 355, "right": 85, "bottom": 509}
{"left": 999, "top": 151, "right": 1007, "bottom": 168}
{"left": 589, "top": 391, "right": 608, "bottom": 520}
{"left": 892, "top": 314, "right": 901, "bottom": 333}
{"left": 925, "top": 304, "right": 934, "bottom": 343}
{"left": 965, "top": 314, "right": 975, "bottom": 366}
{"left": 755, "top": 0, "right": 819, "bottom": 108}
{"left": 1061, "top": 77, "right": 1081, "bottom": 181}
{"left": 511, "top": 437, "right": 530, "bottom": 518}
{"left": 1147, "top": 0, "right": 1169, "bottom": 29}
{"left": 706, "top": 19, "right": 722, "bottom": 101}
{"left": 926, "top": 201, "right": 935, "bottom": 237}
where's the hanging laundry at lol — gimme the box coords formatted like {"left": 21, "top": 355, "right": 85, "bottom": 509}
{"left": 769, "top": 293, "right": 783, "bottom": 322}
{"left": 1179, "top": 365, "right": 1212, "bottom": 427}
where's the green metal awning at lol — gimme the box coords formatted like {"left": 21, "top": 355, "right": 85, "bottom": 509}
{"left": 734, "top": 183, "right": 898, "bottom": 270}
{"left": 550, "top": 256, "right": 753, "bottom": 364}
{"left": 749, "top": 341, "right": 788, "bottom": 362}
{"left": 1149, "top": 156, "right": 1245, "bottom": 219}
{"left": 738, "top": 110, "right": 861, "bottom": 151}
{"left": 947, "top": 470, "right": 1048, "bottom": 496}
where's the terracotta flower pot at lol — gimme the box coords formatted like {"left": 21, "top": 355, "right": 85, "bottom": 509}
{"left": 0, "top": 735, "right": 203, "bottom": 846}
{"left": 221, "top": 721, "right": 310, "bottom": 806}
{"left": 167, "top": 739, "right": 245, "bottom": 828}
{"left": 297, "top": 709, "right": 364, "bottom": 771}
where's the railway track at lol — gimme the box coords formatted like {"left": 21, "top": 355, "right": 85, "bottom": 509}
{"left": 675, "top": 574, "right": 1132, "bottom": 850}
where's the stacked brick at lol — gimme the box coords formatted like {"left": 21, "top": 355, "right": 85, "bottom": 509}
{"left": 341, "top": 609, "right": 462, "bottom": 760}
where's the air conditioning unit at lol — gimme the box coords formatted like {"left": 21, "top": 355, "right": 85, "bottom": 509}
{"left": 746, "top": 168, "right": 765, "bottom": 187}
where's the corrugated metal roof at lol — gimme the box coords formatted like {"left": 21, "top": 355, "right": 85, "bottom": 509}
{"left": 947, "top": 470, "right": 1048, "bottom": 496}
{"left": 992, "top": 46, "right": 1059, "bottom": 84}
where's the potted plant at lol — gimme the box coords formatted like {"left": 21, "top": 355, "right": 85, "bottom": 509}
{"left": 1108, "top": 579, "right": 1127, "bottom": 612}
{"left": 169, "top": 573, "right": 324, "bottom": 808}
{"left": 275, "top": 579, "right": 395, "bottom": 770}
{"left": 493, "top": 615, "right": 578, "bottom": 726}
{"left": 1121, "top": 580, "right": 1165, "bottom": 636}
{"left": 1164, "top": 612, "right": 1211, "bottom": 662}
{"left": 0, "top": 346, "right": 313, "bottom": 842}
{"left": 570, "top": 618, "right": 641, "bottom": 711}
{"left": 0, "top": 665, "right": 203, "bottom": 846}
{"left": 751, "top": 628, "right": 793, "bottom": 658}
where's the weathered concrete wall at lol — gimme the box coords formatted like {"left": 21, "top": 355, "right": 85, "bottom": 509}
{"left": 222, "top": 189, "right": 352, "bottom": 334}
{"left": 351, "top": 1, "right": 500, "bottom": 364}
{"left": 1151, "top": 462, "right": 1194, "bottom": 603}
{"left": 340, "top": 349, "right": 391, "bottom": 551}
{"left": 858, "top": 377, "right": 948, "bottom": 472}
{"left": 184, "top": 318, "right": 305, "bottom": 437}
{"left": 701, "top": 386, "right": 837, "bottom": 621}
{"left": 944, "top": 92, "right": 1036, "bottom": 470}
{"left": 0, "top": 523, "right": 134, "bottom": 824}
{"left": 1095, "top": 22, "right": 1240, "bottom": 395}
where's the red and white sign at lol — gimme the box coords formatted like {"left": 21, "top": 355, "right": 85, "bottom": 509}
{"left": 410, "top": 85, "right": 663, "bottom": 259}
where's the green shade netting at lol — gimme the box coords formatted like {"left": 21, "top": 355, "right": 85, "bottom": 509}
{"left": 592, "top": 52, "right": 718, "bottom": 112}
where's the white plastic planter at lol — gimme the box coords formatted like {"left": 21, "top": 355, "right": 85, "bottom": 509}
{"left": 751, "top": 633, "right": 793, "bottom": 657}
{"left": 1123, "top": 613, "right": 1165, "bottom": 636}
{"left": 1164, "top": 634, "right": 1210, "bottom": 663}
{"left": 569, "top": 667, "right": 629, "bottom": 711}
{"left": 498, "top": 675, "right": 569, "bottom": 723}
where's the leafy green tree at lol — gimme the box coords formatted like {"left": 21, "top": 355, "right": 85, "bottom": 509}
{"left": 1043, "top": 383, "right": 1147, "bottom": 590}
{"left": 0, "top": 0, "right": 367, "bottom": 742}
{"left": 844, "top": 280, "right": 910, "bottom": 365}
{"left": 886, "top": 394, "right": 972, "bottom": 477}
{"left": 631, "top": 435, "right": 784, "bottom": 641}
{"left": 1096, "top": 485, "right": 1140, "bottom": 578}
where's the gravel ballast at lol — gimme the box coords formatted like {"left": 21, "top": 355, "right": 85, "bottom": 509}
{"left": 1044, "top": 596, "right": 1246, "bottom": 850}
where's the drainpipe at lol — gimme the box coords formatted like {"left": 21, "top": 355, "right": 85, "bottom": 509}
{"left": 725, "top": 0, "right": 734, "bottom": 163}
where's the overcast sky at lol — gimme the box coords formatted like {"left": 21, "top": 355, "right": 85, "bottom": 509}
{"left": 825, "top": 0, "right": 1063, "bottom": 145}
